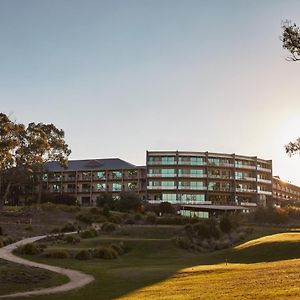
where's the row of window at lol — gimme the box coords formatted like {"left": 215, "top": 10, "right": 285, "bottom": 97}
{"left": 44, "top": 170, "right": 139, "bottom": 181}
{"left": 152, "top": 193, "right": 205, "bottom": 203}
{"left": 148, "top": 156, "right": 271, "bottom": 169}
{"left": 51, "top": 182, "right": 137, "bottom": 192}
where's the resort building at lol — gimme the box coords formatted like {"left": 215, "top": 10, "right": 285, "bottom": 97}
{"left": 42, "top": 150, "right": 300, "bottom": 213}
{"left": 43, "top": 158, "right": 147, "bottom": 206}
{"left": 273, "top": 176, "right": 300, "bottom": 205}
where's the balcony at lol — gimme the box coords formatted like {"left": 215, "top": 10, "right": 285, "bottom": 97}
{"left": 148, "top": 161, "right": 176, "bottom": 165}
{"left": 147, "top": 174, "right": 177, "bottom": 178}
{"left": 64, "top": 177, "right": 76, "bottom": 181}
{"left": 235, "top": 176, "right": 256, "bottom": 181}
{"left": 66, "top": 189, "right": 76, "bottom": 193}
{"left": 208, "top": 162, "right": 234, "bottom": 167}
{"left": 235, "top": 164, "right": 256, "bottom": 170}
{"left": 208, "top": 187, "right": 231, "bottom": 192}
{"left": 257, "top": 178, "right": 272, "bottom": 184}
{"left": 258, "top": 190, "right": 272, "bottom": 195}
{"left": 178, "top": 161, "right": 206, "bottom": 166}
{"left": 178, "top": 174, "right": 207, "bottom": 178}
{"left": 257, "top": 167, "right": 272, "bottom": 173}
{"left": 147, "top": 186, "right": 176, "bottom": 190}
{"left": 236, "top": 188, "right": 256, "bottom": 193}
{"left": 178, "top": 186, "right": 207, "bottom": 190}
{"left": 208, "top": 174, "right": 232, "bottom": 179}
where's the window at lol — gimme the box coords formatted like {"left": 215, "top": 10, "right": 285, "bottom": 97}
{"left": 161, "top": 156, "right": 176, "bottom": 165}
{"left": 128, "top": 170, "right": 138, "bottom": 177}
{"left": 162, "top": 193, "right": 177, "bottom": 202}
{"left": 96, "top": 171, "right": 106, "bottom": 179}
{"left": 43, "top": 174, "right": 48, "bottom": 181}
{"left": 96, "top": 183, "right": 106, "bottom": 191}
{"left": 128, "top": 182, "right": 137, "bottom": 190}
{"left": 82, "top": 172, "right": 91, "bottom": 180}
{"left": 112, "top": 183, "right": 122, "bottom": 191}
{"left": 53, "top": 184, "right": 61, "bottom": 192}
{"left": 112, "top": 171, "right": 122, "bottom": 179}
{"left": 67, "top": 184, "right": 76, "bottom": 192}
{"left": 82, "top": 183, "right": 91, "bottom": 192}
{"left": 179, "top": 194, "right": 205, "bottom": 203}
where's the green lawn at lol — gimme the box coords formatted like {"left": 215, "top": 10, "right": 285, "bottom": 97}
{"left": 0, "top": 259, "right": 68, "bottom": 296}
{"left": 3, "top": 225, "right": 300, "bottom": 299}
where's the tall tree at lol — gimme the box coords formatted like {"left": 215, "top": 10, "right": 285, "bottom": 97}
{"left": 0, "top": 113, "right": 24, "bottom": 208}
{"left": 18, "top": 122, "right": 71, "bottom": 204}
{"left": 285, "top": 138, "right": 300, "bottom": 156}
{"left": 281, "top": 20, "right": 300, "bottom": 61}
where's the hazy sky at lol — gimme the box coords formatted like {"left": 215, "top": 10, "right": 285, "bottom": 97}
{"left": 1, "top": 0, "right": 300, "bottom": 184}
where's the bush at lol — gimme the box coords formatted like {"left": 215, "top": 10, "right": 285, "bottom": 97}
{"left": 146, "top": 213, "right": 157, "bottom": 225}
{"left": 76, "top": 213, "right": 95, "bottom": 225}
{"left": 80, "top": 229, "right": 98, "bottom": 239}
{"left": 0, "top": 239, "right": 4, "bottom": 248}
{"left": 108, "top": 215, "right": 122, "bottom": 224}
{"left": 16, "top": 243, "right": 44, "bottom": 255}
{"left": 93, "top": 246, "right": 119, "bottom": 259}
{"left": 119, "top": 192, "right": 142, "bottom": 212}
{"left": 101, "top": 222, "right": 117, "bottom": 233}
{"left": 0, "top": 226, "right": 3, "bottom": 235}
{"left": 60, "top": 222, "right": 77, "bottom": 233}
{"left": 220, "top": 216, "right": 232, "bottom": 233}
{"left": 25, "top": 225, "right": 33, "bottom": 231}
{"left": 75, "top": 250, "right": 92, "bottom": 260}
{"left": 45, "top": 250, "right": 69, "bottom": 259}
{"left": 89, "top": 207, "right": 101, "bottom": 215}
{"left": 173, "top": 236, "right": 192, "bottom": 249}
{"left": 111, "top": 242, "right": 126, "bottom": 255}
{"left": 95, "top": 215, "right": 107, "bottom": 223}
{"left": 159, "top": 202, "right": 175, "bottom": 215}
{"left": 50, "top": 227, "right": 60, "bottom": 234}
{"left": 64, "top": 235, "right": 80, "bottom": 244}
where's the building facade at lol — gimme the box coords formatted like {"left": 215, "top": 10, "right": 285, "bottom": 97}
{"left": 273, "top": 176, "right": 300, "bottom": 205}
{"left": 146, "top": 151, "right": 273, "bottom": 207}
{"left": 43, "top": 159, "right": 147, "bottom": 206}
{"left": 42, "top": 150, "right": 300, "bottom": 209}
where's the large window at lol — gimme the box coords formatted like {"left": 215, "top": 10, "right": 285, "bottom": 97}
{"left": 52, "top": 184, "right": 61, "bottom": 192}
{"left": 162, "top": 193, "right": 177, "bottom": 202}
{"left": 208, "top": 181, "right": 230, "bottom": 191}
{"left": 161, "top": 156, "right": 176, "bottom": 165}
{"left": 178, "top": 156, "right": 205, "bottom": 165}
{"left": 179, "top": 169, "right": 206, "bottom": 177}
{"left": 180, "top": 210, "right": 209, "bottom": 219}
{"left": 82, "top": 183, "right": 91, "bottom": 192}
{"left": 179, "top": 194, "right": 205, "bottom": 203}
{"left": 128, "top": 182, "right": 137, "bottom": 191}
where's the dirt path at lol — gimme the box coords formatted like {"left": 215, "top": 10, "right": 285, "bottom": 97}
{"left": 0, "top": 234, "right": 94, "bottom": 298}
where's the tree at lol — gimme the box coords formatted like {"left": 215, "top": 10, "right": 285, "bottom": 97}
{"left": 281, "top": 20, "right": 300, "bottom": 61}
{"left": 18, "top": 122, "right": 71, "bottom": 204}
{"left": 285, "top": 138, "right": 300, "bottom": 156}
{"left": 159, "top": 201, "right": 175, "bottom": 215}
{"left": 119, "top": 192, "right": 142, "bottom": 212}
{"left": 0, "top": 113, "right": 24, "bottom": 208}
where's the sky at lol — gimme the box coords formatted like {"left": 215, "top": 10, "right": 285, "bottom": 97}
{"left": 1, "top": 0, "right": 300, "bottom": 184}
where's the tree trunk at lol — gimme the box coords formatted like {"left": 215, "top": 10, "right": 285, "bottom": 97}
{"left": 37, "top": 172, "right": 43, "bottom": 205}
{"left": 0, "top": 172, "right": 4, "bottom": 210}
{"left": 3, "top": 180, "right": 12, "bottom": 205}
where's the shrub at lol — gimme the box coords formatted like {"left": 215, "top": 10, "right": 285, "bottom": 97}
{"left": 101, "top": 222, "right": 117, "bottom": 233}
{"left": 146, "top": 213, "right": 157, "bottom": 225}
{"left": 89, "top": 207, "right": 101, "bottom": 215}
{"left": 50, "top": 227, "right": 60, "bottom": 234}
{"left": 0, "top": 239, "right": 4, "bottom": 248}
{"left": 80, "top": 229, "right": 98, "bottom": 239}
{"left": 119, "top": 192, "right": 142, "bottom": 212}
{"left": 108, "top": 215, "right": 122, "bottom": 224}
{"left": 76, "top": 213, "right": 94, "bottom": 225}
{"left": 220, "top": 216, "right": 232, "bottom": 233}
{"left": 159, "top": 202, "right": 175, "bottom": 215}
{"left": 25, "top": 225, "right": 33, "bottom": 231}
{"left": 111, "top": 242, "right": 126, "bottom": 255}
{"left": 0, "top": 226, "right": 3, "bottom": 235}
{"left": 45, "top": 250, "right": 69, "bottom": 259}
{"left": 64, "top": 235, "right": 80, "bottom": 244}
{"left": 16, "top": 243, "right": 44, "bottom": 255}
{"left": 75, "top": 250, "right": 92, "bottom": 260}
{"left": 95, "top": 215, "right": 107, "bottom": 223}
{"left": 173, "top": 236, "right": 192, "bottom": 249}
{"left": 134, "top": 214, "right": 143, "bottom": 221}
{"left": 93, "top": 246, "right": 119, "bottom": 259}
{"left": 60, "top": 222, "right": 77, "bottom": 233}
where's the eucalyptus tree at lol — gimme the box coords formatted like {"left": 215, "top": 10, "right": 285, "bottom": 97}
{"left": 281, "top": 20, "right": 300, "bottom": 62}
{"left": 0, "top": 113, "right": 24, "bottom": 208}
{"left": 18, "top": 122, "right": 71, "bottom": 204}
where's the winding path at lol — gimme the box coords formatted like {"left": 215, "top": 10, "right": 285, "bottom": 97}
{"left": 0, "top": 234, "right": 94, "bottom": 298}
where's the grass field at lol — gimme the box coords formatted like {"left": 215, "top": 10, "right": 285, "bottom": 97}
{"left": 2, "top": 225, "right": 298, "bottom": 300}
{"left": 0, "top": 259, "right": 68, "bottom": 296}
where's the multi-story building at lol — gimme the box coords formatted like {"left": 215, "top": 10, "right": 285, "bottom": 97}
{"left": 146, "top": 151, "right": 273, "bottom": 206}
{"left": 273, "top": 176, "right": 300, "bottom": 205}
{"left": 42, "top": 151, "right": 300, "bottom": 214}
{"left": 43, "top": 158, "right": 146, "bottom": 206}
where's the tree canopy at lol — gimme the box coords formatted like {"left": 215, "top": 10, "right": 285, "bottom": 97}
{"left": 0, "top": 113, "right": 71, "bottom": 207}
{"left": 281, "top": 20, "right": 300, "bottom": 62}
